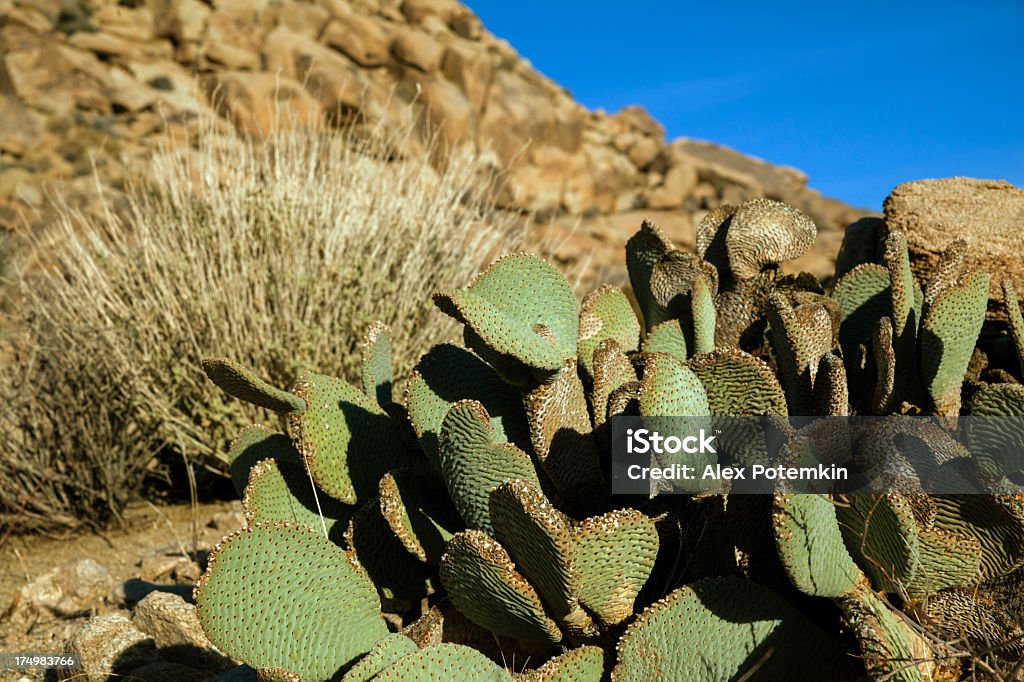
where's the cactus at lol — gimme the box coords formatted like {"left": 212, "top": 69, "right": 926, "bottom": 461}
{"left": 192, "top": 198, "right": 1024, "bottom": 681}
{"left": 612, "top": 577, "right": 852, "bottom": 681}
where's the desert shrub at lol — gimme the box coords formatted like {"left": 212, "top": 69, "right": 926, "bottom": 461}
{"left": 0, "top": 120, "right": 522, "bottom": 532}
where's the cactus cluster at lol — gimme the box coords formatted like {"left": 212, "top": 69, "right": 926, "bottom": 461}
{"left": 195, "top": 197, "right": 1023, "bottom": 681}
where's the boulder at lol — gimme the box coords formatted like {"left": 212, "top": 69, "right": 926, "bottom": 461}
{"left": 149, "top": 0, "right": 210, "bottom": 43}
{"left": 133, "top": 591, "right": 234, "bottom": 670}
{"left": 322, "top": 12, "right": 392, "bottom": 67}
{"left": 392, "top": 28, "right": 445, "bottom": 72}
{"left": 60, "top": 613, "right": 158, "bottom": 682}
{"left": 441, "top": 42, "right": 492, "bottom": 111}
{"left": 883, "top": 177, "right": 1024, "bottom": 309}
{"left": 644, "top": 160, "right": 698, "bottom": 210}
{"left": 203, "top": 71, "right": 322, "bottom": 135}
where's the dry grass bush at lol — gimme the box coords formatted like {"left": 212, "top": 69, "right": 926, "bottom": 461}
{"left": 0, "top": 118, "right": 523, "bottom": 532}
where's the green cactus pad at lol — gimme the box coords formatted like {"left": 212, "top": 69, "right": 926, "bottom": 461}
{"left": 202, "top": 358, "right": 306, "bottom": 414}
{"left": 831, "top": 263, "right": 892, "bottom": 357}
{"left": 515, "top": 646, "right": 605, "bottom": 682}
{"left": 641, "top": 320, "right": 688, "bottom": 361}
{"left": 911, "top": 526, "right": 982, "bottom": 597}
{"left": 688, "top": 348, "right": 787, "bottom": 416}
{"left": 590, "top": 340, "right": 637, "bottom": 429}
{"left": 839, "top": 586, "right": 928, "bottom": 682}
{"left": 489, "top": 480, "right": 593, "bottom": 635}
{"left": 379, "top": 469, "right": 463, "bottom": 564}
{"left": 345, "top": 500, "right": 437, "bottom": 600}
{"left": 439, "top": 530, "right": 562, "bottom": 643}
{"left": 772, "top": 494, "right": 861, "bottom": 598}
{"left": 195, "top": 522, "right": 387, "bottom": 681}
{"left": 725, "top": 199, "right": 817, "bottom": 280}
{"left": 578, "top": 285, "right": 641, "bottom": 382}
{"left": 884, "top": 232, "right": 920, "bottom": 401}
{"left": 626, "top": 220, "right": 675, "bottom": 330}
{"left": 405, "top": 344, "right": 531, "bottom": 466}
{"left": 370, "top": 643, "right": 513, "bottom": 681}
{"left": 613, "top": 577, "right": 850, "bottom": 682}
{"left": 573, "top": 509, "right": 659, "bottom": 627}
{"left": 1003, "top": 278, "right": 1024, "bottom": 376}
{"left": 638, "top": 353, "right": 710, "bottom": 417}
{"left": 288, "top": 372, "right": 409, "bottom": 505}
{"left": 242, "top": 458, "right": 350, "bottom": 535}
{"left": 342, "top": 634, "right": 418, "bottom": 682}
{"left": 691, "top": 274, "right": 716, "bottom": 355}
{"left": 919, "top": 270, "right": 989, "bottom": 415}
{"left": 439, "top": 400, "right": 542, "bottom": 535}
{"left": 523, "top": 360, "right": 604, "bottom": 504}
{"left": 360, "top": 321, "right": 393, "bottom": 408}
{"left": 433, "top": 254, "right": 577, "bottom": 374}
{"left": 836, "top": 494, "right": 920, "bottom": 593}
{"left": 226, "top": 425, "right": 300, "bottom": 496}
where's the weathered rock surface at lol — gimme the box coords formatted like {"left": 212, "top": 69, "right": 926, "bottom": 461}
{"left": 60, "top": 612, "right": 158, "bottom": 681}
{"left": 0, "top": 0, "right": 865, "bottom": 244}
{"left": 133, "top": 591, "right": 233, "bottom": 670}
{"left": 883, "top": 177, "right": 1024, "bottom": 308}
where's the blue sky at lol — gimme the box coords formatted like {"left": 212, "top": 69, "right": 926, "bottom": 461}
{"left": 469, "top": 2, "right": 1024, "bottom": 210}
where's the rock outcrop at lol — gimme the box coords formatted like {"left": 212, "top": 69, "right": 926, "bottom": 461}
{"left": 0, "top": 0, "right": 866, "bottom": 245}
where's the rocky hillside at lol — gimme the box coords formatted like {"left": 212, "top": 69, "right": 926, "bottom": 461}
{"left": 0, "top": 0, "right": 868, "bottom": 272}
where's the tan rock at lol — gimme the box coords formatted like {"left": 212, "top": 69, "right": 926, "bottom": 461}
{"left": 108, "top": 67, "right": 159, "bottom": 112}
{"left": 262, "top": 27, "right": 371, "bottom": 120}
{"left": 133, "top": 592, "right": 233, "bottom": 670}
{"left": 612, "top": 105, "right": 664, "bottom": 140}
{"left": 0, "top": 94, "right": 40, "bottom": 155}
{"left": 627, "top": 135, "right": 660, "bottom": 170}
{"left": 883, "top": 177, "right": 1024, "bottom": 306}
{"left": 68, "top": 31, "right": 174, "bottom": 62}
{"left": 450, "top": 13, "right": 482, "bottom": 40}
{"left": 149, "top": 0, "right": 210, "bottom": 43}
{"left": 61, "top": 613, "right": 158, "bottom": 682}
{"left": 417, "top": 74, "right": 477, "bottom": 150}
{"left": 202, "top": 4, "right": 265, "bottom": 70}
{"left": 91, "top": 4, "right": 156, "bottom": 42}
{"left": 401, "top": 0, "right": 463, "bottom": 26}
{"left": 392, "top": 28, "right": 444, "bottom": 72}
{"left": 440, "top": 42, "right": 492, "bottom": 111}
{"left": 276, "top": 0, "right": 330, "bottom": 38}
{"left": 321, "top": 12, "right": 392, "bottom": 67}
{"left": 126, "top": 60, "right": 213, "bottom": 116}
{"left": 669, "top": 138, "right": 805, "bottom": 200}
{"left": 204, "top": 71, "right": 322, "bottom": 135}
{"left": 645, "top": 160, "right": 698, "bottom": 210}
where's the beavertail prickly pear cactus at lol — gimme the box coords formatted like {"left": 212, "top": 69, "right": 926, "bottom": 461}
{"left": 194, "top": 196, "right": 1023, "bottom": 681}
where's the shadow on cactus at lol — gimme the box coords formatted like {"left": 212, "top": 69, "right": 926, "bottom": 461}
{"left": 194, "top": 198, "right": 1023, "bottom": 681}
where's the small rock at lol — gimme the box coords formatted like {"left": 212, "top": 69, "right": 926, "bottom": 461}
{"left": 139, "top": 548, "right": 202, "bottom": 583}
{"left": 7, "top": 559, "right": 113, "bottom": 624}
{"left": 151, "top": 0, "right": 210, "bottom": 43}
{"left": 133, "top": 592, "right": 233, "bottom": 670}
{"left": 61, "top": 613, "right": 158, "bottom": 682}
{"left": 202, "top": 71, "right": 322, "bottom": 136}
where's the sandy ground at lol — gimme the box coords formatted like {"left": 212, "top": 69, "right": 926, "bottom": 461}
{"left": 0, "top": 501, "right": 241, "bottom": 681}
